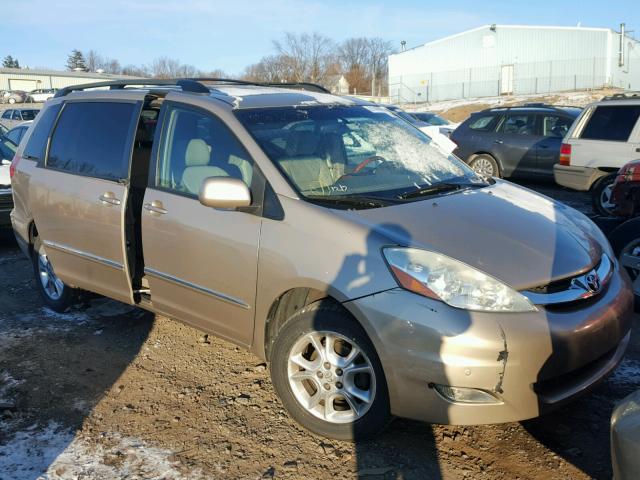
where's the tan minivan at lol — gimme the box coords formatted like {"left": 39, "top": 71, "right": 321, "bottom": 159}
{"left": 10, "top": 79, "right": 635, "bottom": 440}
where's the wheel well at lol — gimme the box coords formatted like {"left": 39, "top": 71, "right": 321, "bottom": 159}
{"left": 28, "top": 222, "right": 38, "bottom": 253}
{"left": 264, "top": 288, "right": 348, "bottom": 361}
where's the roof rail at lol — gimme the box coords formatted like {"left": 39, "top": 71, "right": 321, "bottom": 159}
{"left": 54, "top": 77, "right": 330, "bottom": 98}
{"left": 601, "top": 91, "right": 640, "bottom": 101}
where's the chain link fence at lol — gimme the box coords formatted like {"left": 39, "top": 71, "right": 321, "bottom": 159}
{"left": 389, "top": 57, "right": 613, "bottom": 104}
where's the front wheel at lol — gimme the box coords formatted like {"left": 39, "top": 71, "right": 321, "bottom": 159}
{"left": 8, "top": 97, "right": 16, "bottom": 104}
{"left": 591, "top": 173, "right": 617, "bottom": 216}
{"left": 32, "top": 238, "right": 77, "bottom": 312}
{"left": 270, "top": 301, "right": 391, "bottom": 440}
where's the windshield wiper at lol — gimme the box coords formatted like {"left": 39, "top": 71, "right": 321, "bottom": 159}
{"left": 305, "top": 194, "right": 396, "bottom": 209}
{"left": 397, "top": 182, "right": 486, "bottom": 200}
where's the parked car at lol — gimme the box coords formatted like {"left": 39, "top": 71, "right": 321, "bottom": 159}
{"left": 410, "top": 111, "right": 458, "bottom": 137}
{"left": 11, "top": 79, "right": 634, "bottom": 440}
{"left": 0, "top": 133, "right": 15, "bottom": 228}
{"left": 1, "top": 90, "right": 29, "bottom": 104}
{"left": 450, "top": 104, "right": 581, "bottom": 179}
{"left": 0, "top": 108, "right": 39, "bottom": 129}
{"left": 28, "top": 88, "right": 57, "bottom": 103}
{"left": 605, "top": 159, "right": 640, "bottom": 306}
{"left": 554, "top": 92, "right": 640, "bottom": 216}
{"left": 4, "top": 121, "right": 31, "bottom": 147}
{"left": 0, "top": 121, "right": 7, "bottom": 136}
{"left": 384, "top": 104, "right": 457, "bottom": 153}
{"left": 611, "top": 389, "right": 640, "bottom": 480}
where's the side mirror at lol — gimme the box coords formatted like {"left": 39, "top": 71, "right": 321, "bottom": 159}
{"left": 198, "top": 177, "right": 251, "bottom": 209}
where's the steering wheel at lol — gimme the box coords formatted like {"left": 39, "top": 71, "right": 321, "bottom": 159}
{"left": 351, "top": 155, "right": 388, "bottom": 174}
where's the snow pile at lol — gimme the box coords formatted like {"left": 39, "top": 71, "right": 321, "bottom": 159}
{"left": 0, "top": 423, "right": 207, "bottom": 480}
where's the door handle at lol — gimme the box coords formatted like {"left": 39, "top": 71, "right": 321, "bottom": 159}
{"left": 494, "top": 140, "right": 504, "bottom": 144}
{"left": 99, "top": 192, "right": 121, "bottom": 206}
{"left": 540, "top": 145, "right": 550, "bottom": 149}
{"left": 144, "top": 200, "right": 168, "bottom": 215}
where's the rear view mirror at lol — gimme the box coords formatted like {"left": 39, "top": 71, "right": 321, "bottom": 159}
{"left": 198, "top": 177, "right": 251, "bottom": 209}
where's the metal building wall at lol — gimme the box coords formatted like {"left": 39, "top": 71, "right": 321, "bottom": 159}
{"left": 0, "top": 69, "right": 130, "bottom": 91}
{"left": 388, "top": 25, "right": 614, "bottom": 103}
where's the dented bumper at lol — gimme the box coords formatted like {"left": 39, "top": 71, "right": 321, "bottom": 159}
{"left": 344, "top": 268, "right": 634, "bottom": 425}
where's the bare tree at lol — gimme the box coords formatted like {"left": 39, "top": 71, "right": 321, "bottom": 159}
{"left": 273, "top": 32, "right": 334, "bottom": 83}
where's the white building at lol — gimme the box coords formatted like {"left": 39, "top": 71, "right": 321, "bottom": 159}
{"left": 388, "top": 24, "right": 640, "bottom": 103}
{"left": 0, "top": 67, "right": 131, "bottom": 92}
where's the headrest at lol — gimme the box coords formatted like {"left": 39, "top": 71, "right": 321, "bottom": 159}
{"left": 185, "top": 139, "right": 210, "bottom": 167}
{"left": 285, "top": 130, "right": 320, "bottom": 157}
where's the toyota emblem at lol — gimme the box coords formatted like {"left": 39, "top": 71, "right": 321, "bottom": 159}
{"left": 585, "top": 273, "right": 601, "bottom": 293}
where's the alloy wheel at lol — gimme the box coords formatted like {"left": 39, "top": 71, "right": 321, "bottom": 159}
{"left": 37, "top": 244, "right": 64, "bottom": 301}
{"left": 471, "top": 157, "right": 495, "bottom": 177}
{"left": 599, "top": 183, "right": 616, "bottom": 214}
{"left": 620, "top": 239, "right": 640, "bottom": 294}
{"left": 287, "top": 330, "right": 376, "bottom": 424}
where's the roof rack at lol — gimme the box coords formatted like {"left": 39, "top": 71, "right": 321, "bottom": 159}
{"left": 488, "top": 103, "right": 579, "bottom": 112}
{"left": 601, "top": 91, "right": 640, "bottom": 101}
{"left": 54, "top": 78, "right": 330, "bottom": 98}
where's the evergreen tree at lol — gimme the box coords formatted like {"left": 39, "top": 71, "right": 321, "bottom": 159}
{"left": 66, "top": 50, "right": 87, "bottom": 71}
{"left": 2, "top": 55, "right": 20, "bottom": 68}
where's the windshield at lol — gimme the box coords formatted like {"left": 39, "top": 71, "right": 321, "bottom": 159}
{"left": 20, "top": 110, "right": 38, "bottom": 120}
{"left": 236, "top": 105, "right": 484, "bottom": 207}
{"left": 414, "top": 112, "right": 450, "bottom": 126}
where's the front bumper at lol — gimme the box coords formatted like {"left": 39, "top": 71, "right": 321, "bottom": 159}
{"left": 345, "top": 268, "right": 634, "bottom": 425}
{"left": 554, "top": 164, "right": 608, "bottom": 191}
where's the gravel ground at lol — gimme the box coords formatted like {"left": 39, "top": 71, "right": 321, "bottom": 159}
{"left": 0, "top": 181, "right": 638, "bottom": 480}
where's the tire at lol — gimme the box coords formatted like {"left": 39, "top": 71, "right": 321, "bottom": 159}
{"left": 608, "top": 218, "right": 640, "bottom": 311}
{"left": 468, "top": 154, "right": 500, "bottom": 178}
{"left": 591, "top": 173, "right": 617, "bottom": 216}
{"left": 8, "top": 97, "right": 16, "bottom": 104}
{"left": 32, "top": 237, "right": 77, "bottom": 312}
{"left": 270, "top": 300, "right": 391, "bottom": 440}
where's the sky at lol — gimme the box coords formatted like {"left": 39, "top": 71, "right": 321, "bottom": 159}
{"left": 4, "top": 0, "right": 639, "bottom": 75}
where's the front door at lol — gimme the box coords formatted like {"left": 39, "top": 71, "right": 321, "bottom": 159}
{"left": 29, "top": 99, "right": 141, "bottom": 304}
{"left": 500, "top": 65, "right": 514, "bottom": 95}
{"left": 141, "top": 102, "right": 260, "bottom": 346}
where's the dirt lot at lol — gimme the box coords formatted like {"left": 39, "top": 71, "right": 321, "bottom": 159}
{"left": 0, "top": 181, "right": 638, "bottom": 480}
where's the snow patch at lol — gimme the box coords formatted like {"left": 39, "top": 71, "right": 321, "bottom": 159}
{"left": 0, "top": 423, "right": 207, "bottom": 480}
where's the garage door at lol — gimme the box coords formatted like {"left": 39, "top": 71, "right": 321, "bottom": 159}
{"left": 8, "top": 79, "right": 38, "bottom": 91}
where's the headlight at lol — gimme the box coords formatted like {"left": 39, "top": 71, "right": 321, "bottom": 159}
{"left": 383, "top": 248, "right": 537, "bottom": 312}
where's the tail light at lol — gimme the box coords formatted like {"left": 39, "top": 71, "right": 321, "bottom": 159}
{"left": 615, "top": 160, "right": 640, "bottom": 185}
{"left": 559, "top": 143, "right": 571, "bottom": 166}
{"left": 9, "top": 153, "right": 20, "bottom": 179}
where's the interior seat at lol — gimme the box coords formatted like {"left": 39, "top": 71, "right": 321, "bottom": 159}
{"left": 181, "top": 139, "right": 229, "bottom": 195}
{"left": 277, "top": 130, "right": 335, "bottom": 193}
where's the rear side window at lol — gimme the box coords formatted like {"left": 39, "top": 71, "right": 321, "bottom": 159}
{"left": 1, "top": 111, "right": 10, "bottom": 120}
{"left": 498, "top": 114, "right": 538, "bottom": 135}
{"left": 23, "top": 103, "right": 62, "bottom": 160}
{"left": 467, "top": 115, "right": 495, "bottom": 131}
{"left": 581, "top": 105, "right": 640, "bottom": 142}
{"left": 48, "top": 102, "right": 137, "bottom": 180}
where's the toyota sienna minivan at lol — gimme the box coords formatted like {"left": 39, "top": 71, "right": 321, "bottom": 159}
{"left": 10, "top": 79, "right": 634, "bottom": 440}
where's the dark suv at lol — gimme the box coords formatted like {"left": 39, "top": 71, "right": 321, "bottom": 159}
{"left": 450, "top": 104, "right": 581, "bottom": 179}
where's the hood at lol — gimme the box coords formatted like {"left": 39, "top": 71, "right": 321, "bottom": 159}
{"left": 335, "top": 181, "right": 604, "bottom": 291}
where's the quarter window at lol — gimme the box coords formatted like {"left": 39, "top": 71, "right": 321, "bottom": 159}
{"left": 23, "top": 103, "right": 62, "bottom": 160}
{"left": 542, "top": 115, "right": 572, "bottom": 138}
{"left": 581, "top": 105, "right": 640, "bottom": 142}
{"left": 468, "top": 115, "right": 495, "bottom": 131}
{"left": 157, "top": 105, "right": 253, "bottom": 196}
{"left": 48, "top": 102, "right": 136, "bottom": 180}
